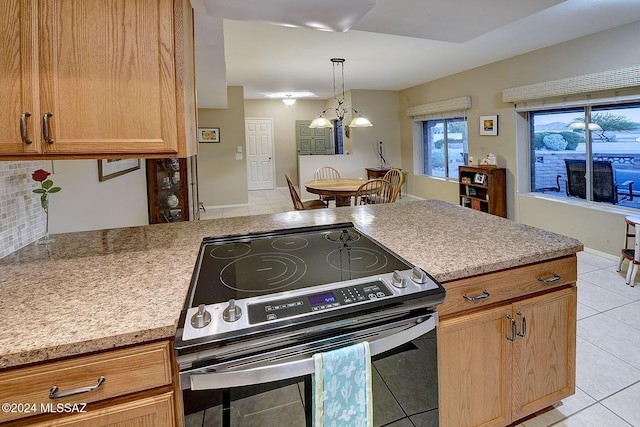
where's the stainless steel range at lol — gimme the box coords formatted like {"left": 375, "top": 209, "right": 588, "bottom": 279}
{"left": 175, "top": 222, "right": 446, "bottom": 426}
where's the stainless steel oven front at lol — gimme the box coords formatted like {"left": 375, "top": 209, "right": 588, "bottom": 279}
{"left": 174, "top": 223, "right": 445, "bottom": 426}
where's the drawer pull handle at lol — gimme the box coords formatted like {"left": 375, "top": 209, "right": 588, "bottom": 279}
{"left": 20, "top": 112, "right": 32, "bottom": 144}
{"left": 506, "top": 315, "right": 517, "bottom": 342}
{"left": 516, "top": 311, "right": 527, "bottom": 337}
{"left": 49, "top": 376, "right": 105, "bottom": 399}
{"left": 43, "top": 112, "right": 54, "bottom": 144}
{"left": 463, "top": 290, "right": 490, "bottom": 301}
{"left": 537, "top": 273, "right": 561, "bottom": 283}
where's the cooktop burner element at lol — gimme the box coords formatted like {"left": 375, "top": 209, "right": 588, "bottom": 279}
{"left": 326, "top": 247, "right": 388, "bottom": 274}
{"left": 271, "top": 236, "right": 309, "bottom": 251}
{"left": 220, "top": 253, "right": 307, "bottom": 292}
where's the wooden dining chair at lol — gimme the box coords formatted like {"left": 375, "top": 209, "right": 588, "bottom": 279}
{"left": 313, "top": 166, "right": 341, "bottom": 206}
{"left": 355, "top": 179, "right": 395, "bottom": 205}
{"left": 285, "top": 174, "right": 327, "bottom": 210}
{"left": 382, "top": 168, "right": 404, "bottom": 202}
{"left": 314, "top": 166, "right": 341, "bottom": 180}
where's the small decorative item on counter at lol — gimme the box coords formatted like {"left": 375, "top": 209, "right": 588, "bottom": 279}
{"left": 468, "top": 156, "right": 474, "bottom": 165}
{"left": 32, "top": 169, "right": 61, "bottom": 245}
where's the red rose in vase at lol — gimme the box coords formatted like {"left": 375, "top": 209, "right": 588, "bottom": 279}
{"left": 32, "top": 169, "right": 61, "bottom": 244}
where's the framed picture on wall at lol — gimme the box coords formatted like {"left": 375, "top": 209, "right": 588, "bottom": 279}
{"left": 198, "top": 127, "right": 220, "bottom": 143}
{"left": 98, "top": 159, "right": 140, "bottom": 181}
{"left": 480, "top": 115, "right": 498, "bottom": 136}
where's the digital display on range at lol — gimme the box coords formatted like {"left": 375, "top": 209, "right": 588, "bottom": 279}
{"left": 308, "top": 292, "right": 337, "bottom": 306}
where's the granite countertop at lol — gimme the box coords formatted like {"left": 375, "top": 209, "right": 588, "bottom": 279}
{"left": 0, "top": 200, "right": 583, "bottom": 369}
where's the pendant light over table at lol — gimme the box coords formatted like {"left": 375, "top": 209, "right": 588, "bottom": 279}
{"left": 309, "top": 58, "right": 372, "bottom": 129}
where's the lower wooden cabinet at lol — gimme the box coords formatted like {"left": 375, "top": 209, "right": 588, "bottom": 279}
{"left": 0, "top": 340, "right": 183, "bottom": 427}
{"left": 438, "top": 285, "right": 576, "bottom": 427}
{"left": 24, "top": 392, "right": 176, "bottom": 427}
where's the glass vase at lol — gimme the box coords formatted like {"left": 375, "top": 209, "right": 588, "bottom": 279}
{"left": 37, "top": 203, "right": 55, "bottom": 245}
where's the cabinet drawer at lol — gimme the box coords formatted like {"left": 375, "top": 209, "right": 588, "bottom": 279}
{"left": 438, "top": 256, "right": 577, "bottom": 318}
{"left": 0, "top": 341, "right": 172, "bottom": 423}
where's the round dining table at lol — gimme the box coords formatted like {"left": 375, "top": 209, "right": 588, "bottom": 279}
{"left": 304, "top": 178, "right": 365, "bottom": 207}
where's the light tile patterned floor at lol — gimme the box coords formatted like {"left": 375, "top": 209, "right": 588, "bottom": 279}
{"left": 197, "top": 191, "right": 640, "bottom": 426}
{"left": 199, "top": 188, "right": 295, "bottom": 220}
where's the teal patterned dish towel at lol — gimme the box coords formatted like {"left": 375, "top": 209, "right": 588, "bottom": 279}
{"left": 312, "top": 342, "right": 373, "bottom": 427}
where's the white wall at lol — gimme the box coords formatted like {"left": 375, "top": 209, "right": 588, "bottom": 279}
{"left": 49, "top": 160, "right": 149, "bottom": 233}
{"left": 399, "top": 20, "right": 640, "bottom": 256}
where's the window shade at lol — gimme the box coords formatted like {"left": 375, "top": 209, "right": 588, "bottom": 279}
{"left": 502, "top": 64, "right": 640, "bottom": 103}
{"left": 405, "top": 96, "right": 471, "bottom": 121}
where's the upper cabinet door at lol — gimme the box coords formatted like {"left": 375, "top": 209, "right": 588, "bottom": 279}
{"left": 37, "top": 0, "right": 178, "bottom": 155}
{"left": 0, "top": 0, "right": 42, "bottom": 155}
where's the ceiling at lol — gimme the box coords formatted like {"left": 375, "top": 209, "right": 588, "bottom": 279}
{"left": 191, "top": 0, "right": 640, "bottom": 108}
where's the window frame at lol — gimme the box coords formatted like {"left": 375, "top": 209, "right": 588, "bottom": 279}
{"left": 523, "top": 98, "right": 640, "bottom": 210}
{"left": 416, "top": 116, "right": 468, "bottom": 180}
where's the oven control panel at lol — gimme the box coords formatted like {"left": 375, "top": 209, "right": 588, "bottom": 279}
{"left": 247, "top": 281, "right": 393, "bottom": 324}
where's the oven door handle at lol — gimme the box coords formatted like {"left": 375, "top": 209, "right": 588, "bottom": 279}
{"left": 187, "top": 313, "right": 437, "bottom": 390}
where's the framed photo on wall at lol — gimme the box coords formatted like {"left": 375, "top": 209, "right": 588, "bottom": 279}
{"left": 198, "top": 127, "right": 220, "bottom": 143}
{"left": 98, "top": 159, "right": 140, "bottom": 181}
{"left": 480, "top": 115, "right": 498, "bottom": 136}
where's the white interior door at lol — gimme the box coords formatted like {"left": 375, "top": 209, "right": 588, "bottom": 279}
{"left": 246, "top": 118, "right": 274, "bottom": 190}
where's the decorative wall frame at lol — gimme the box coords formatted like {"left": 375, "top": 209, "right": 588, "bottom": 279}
{"left": 480, "top": 115, "right": 498, "bottom": 136}
{"left": 198, "top": 127, "right": 220, "bottom": 143}
{"left": 98, "top": 158, "right": 140, "bottom": 182}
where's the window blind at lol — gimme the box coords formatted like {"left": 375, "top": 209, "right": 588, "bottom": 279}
{"left": 502, "top": 64, "right": 640, "bottom": 103}
{"left": 405, "top": 96, "right": 471, "bottom": 121}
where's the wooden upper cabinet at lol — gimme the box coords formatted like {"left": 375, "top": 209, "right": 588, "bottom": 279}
{"left": 0, "top": 0, "right": 197, "bottom": 159}
{"left": 0, "top": 0, "right": 41, "bottom": 156}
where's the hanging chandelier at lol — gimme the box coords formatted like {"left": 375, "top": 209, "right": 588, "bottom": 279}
{"left": 309, "top": 58, "right": 373, "bottom": 129}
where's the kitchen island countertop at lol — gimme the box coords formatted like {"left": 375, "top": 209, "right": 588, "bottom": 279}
{"left": 0, "top": 200, "right": 582, "bottom": 369}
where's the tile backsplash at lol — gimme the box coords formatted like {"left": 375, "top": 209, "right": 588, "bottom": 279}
{"left": 0, "top": 161, "right": 48, "bottom": 258}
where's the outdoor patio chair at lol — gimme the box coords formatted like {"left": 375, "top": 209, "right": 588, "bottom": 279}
{"left": 564, "top": 159, "right": 633, "bottom": 204}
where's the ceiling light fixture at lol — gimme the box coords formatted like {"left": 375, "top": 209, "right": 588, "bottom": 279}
{"left": 282, "top": 95, "right": 296, "bottom": 107}
{"left": 309, "top": 58, "right": 372, "bottom": 129}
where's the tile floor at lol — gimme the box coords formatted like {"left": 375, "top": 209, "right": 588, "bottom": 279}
{"left": 199, "top": 188, "right": 298, "bottom": 220}
{"left": 195, "top": 190, "right": 640, "bottom": 426}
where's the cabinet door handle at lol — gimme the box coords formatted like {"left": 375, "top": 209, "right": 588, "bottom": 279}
{"left": 43, "top": 112, "right": 54, "bottom": 144}
{"left": 506, "top": 315, "right": 517, "bottom": 342}
{"left": 463, "top": 289, "right": 490, "bottom": 301}
{"left": 49, "top": 376, "right": 105, "bottom": 399}
{"left": 516, "top": 311, "right": 526, "bottom": 337}
{"left": 537, "top": 273, "right": 561, "bottom": 283}
{"left": 20, "top": 112, "right": 32, "bottom": 144}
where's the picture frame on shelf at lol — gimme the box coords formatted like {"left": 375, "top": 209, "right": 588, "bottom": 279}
{"left": 480, "top": 115, "right": 498, "bottom": 136}
{"left": 98, "top": 158, "right": 140, "bottom": 182}
{"left": 198, "top": 127, "right": 220, "bottom": 143}
{"left": 474, "top": 173, "right": 487, "bottom": 185}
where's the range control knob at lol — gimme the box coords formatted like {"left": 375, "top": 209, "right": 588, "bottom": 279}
{"left": 411, "top": 267, "right": 428, "bottom": 284}
{"left": 190, "top": 304, "right": 212, "bottom": 329}
{"left": 391, "top": 270, "right": 407, "bottom": 288}
{"left": 223, "top": 299, "right": 242, "bottom": 322}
